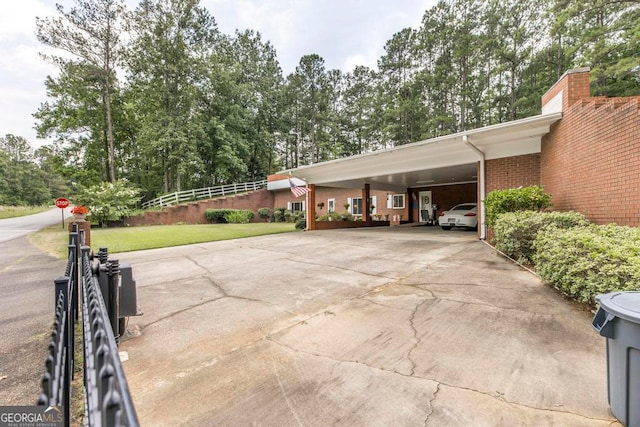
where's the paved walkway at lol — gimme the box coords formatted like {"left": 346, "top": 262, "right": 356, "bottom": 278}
{"left": 119, "top": 227, "right": 619, "bottom": 426}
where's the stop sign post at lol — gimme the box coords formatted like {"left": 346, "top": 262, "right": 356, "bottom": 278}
{"left": 55, "top": 197, "right": 69, "bottom": 229}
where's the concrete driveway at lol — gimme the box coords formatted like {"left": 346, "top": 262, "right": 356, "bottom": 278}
{"left": 119, "top": 227, "right": 618, "bottom": 426}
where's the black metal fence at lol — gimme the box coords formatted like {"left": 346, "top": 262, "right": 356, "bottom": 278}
{"left": 38, "top": 226, "right": 139, "bottom": 426}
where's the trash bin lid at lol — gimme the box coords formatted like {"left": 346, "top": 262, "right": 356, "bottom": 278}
{"left": 596, "top": 292, "right": 640, "bottom": 324}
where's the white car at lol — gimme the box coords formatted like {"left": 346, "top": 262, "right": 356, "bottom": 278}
{"left": 438, "top": 203, "right": 478, "bottom": 230}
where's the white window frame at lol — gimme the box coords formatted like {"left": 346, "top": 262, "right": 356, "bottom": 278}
{"left": 351, "top": 197, "right": 363, "bottom": 215}
{"left": 391, "top": 194, "right": 405, "bottom": 209}
{"left": 327, "top": 198, "right": 336, "bottom": 213}
{"left": 287, "top": 201, "right": 305, "bottom": 212}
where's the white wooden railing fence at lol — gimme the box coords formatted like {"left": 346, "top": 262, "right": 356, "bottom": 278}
{"left": 141, "top": 180, "right": 267, "bottom": 209}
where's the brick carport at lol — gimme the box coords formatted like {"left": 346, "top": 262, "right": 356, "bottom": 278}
{"left": 277, "top": 113, "right": 560, "bottom": 239}
{"left": 118, "top": 227, "right": 618, "bottom": 426}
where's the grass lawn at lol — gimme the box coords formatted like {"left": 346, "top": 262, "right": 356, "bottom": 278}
{"left": 0, "top": 205, "right": 50, "bottom": 219}
{"left": 29, "top": 222, "right": 296, "bottom": 259}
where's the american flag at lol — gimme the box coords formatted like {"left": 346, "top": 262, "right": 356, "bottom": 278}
{"left": 289, "top": 178, "right": 311, "bottom": 198}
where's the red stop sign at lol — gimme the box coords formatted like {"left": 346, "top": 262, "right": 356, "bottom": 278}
{"left": 55, "top": 197, "right": 70, "bottom": 209}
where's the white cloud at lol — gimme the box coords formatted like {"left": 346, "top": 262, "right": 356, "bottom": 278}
{"left": 0, "top": 0, "right": 56, "bottom": 41}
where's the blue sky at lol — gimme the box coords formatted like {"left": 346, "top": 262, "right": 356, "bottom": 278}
{"left": 0, "top": 0, "right": 435, "bottom": 148}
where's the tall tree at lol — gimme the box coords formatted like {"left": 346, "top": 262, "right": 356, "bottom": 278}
{"left": 127, "top": 0, "right": 219, "bottom": 192}
{"left": 550, "top": 0, "right": 640, "bottom": 96}
{"left": 0, "top": 134, "right": 32, "bottom": 163}
{"left": 36, "top": 0, "right": 126, "bottom": 182}
{"left": 35, "top": 61, "right": 110, "bottom": 184}
{"left": 342, "top": 66, "right": 379, "bottom": 154}
{"left": 286, "top": 54, "right": 331, "bottom": 166}
{"left": 378, "top": 28, "right": 422, "bottom": 145}
{"left": 229, "top": 30, "right": 284, "bottom": 179}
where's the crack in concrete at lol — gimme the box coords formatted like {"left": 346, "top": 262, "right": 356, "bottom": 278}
{"left": 365, "top": 279, "right": 573, "bottom": 317}
{"left": 267, "top": 337, "right": 616, "bottom": 424}
{"left": 356, "top": 298, "right": 414, "bottom": 312}
{"left": 139, "top": 283, "right": 301, "bottom": 331}
{"left": 267, "top": 335, "right": 421, "bottom": 381}
{"left": 421, "top": 294, "right": 574, "bottom": 317}
{"left": 141, "top": 296, "right": 227, "bottom": 329}
{"left": 413, "top": 281, "right": 528, "bottom": 290}
{"left": 424, "top": 382, "right": 441, "bottom": 427}
{"left": 284, "top": 256, "right": 398, "bottom": 280}
{"left": 433, "top": 382, "right": 618, "bottom": 423}
{"left": 407, "top": 299, "right": 431, "bottom": 376}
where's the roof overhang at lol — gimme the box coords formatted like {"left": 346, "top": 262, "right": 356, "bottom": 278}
{"left": 279, "top": 113, "right": 561, "bottom": 191}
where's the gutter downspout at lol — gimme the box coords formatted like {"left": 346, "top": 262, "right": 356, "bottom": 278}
{"left": 464, "top": 135, "right": 486, "bottom": 240}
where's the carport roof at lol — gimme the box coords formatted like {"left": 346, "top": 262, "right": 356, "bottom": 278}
{"left": 280, "top": 112, "right": 562, "bottom": 191}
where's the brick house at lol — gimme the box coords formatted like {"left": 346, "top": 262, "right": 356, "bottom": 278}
{"left": 274, "top": 68, "right": 640, "bottom": 237}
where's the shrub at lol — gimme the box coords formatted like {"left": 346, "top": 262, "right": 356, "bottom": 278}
{"left": 317, "top": 211, "right": 344, "bottom": 221}
{"left": 76, "top": 179, "right": 140, "bottom": 227}
{"left": 484, "top": 186, "right": 552, "bottom": 228}
{"left": 295, "top": 217, "right": 306, "bottom": 230}
{"left": 273, "top": 207, "right": 287, "bottom": 222}
{"left": 257, "top": 207, "right": 273, "bottom": 222}
{"left": 205, "top": 209, "right": 255, "bottom": 224}
{"left": 225, "top": 210, "right": 255, "bottom": 224}
{"left": 494, "top": 211, "right": 588, "bottom": 264}
{"left": 534, "top": 224, "right": 640, "bottom": 305}
{"left": 205, "top": 209, "right": 234, "bottom": 223}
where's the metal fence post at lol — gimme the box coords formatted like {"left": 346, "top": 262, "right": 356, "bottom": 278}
{"left": 68, "top": 232, "right": 79, "bottom": 323}
{"left": 107, "top": 259, "right": 120, "bottom": 343}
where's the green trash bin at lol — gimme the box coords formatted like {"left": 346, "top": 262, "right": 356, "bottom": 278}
{"left": 592, "top": 291, "right": 640, "bottom": 427}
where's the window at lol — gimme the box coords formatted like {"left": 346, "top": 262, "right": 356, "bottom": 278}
{"left": 287, "top": 201, "right": 305, "bottom": 212}
{"left": 351, "top": 197, "right": 363, "bottom": 215}
{"left": 388, "top": 194, "right": 405, "bottom": 209}
{"left": 348, "top": 197, "right": 375, "bottom": 215}
{"left": 327, "top": 198, "right": 336, "bottom": 213}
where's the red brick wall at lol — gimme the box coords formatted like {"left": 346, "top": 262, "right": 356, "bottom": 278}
{"left": 541, "top": 98, "right": 640, "bottom": 225}
{"left": 485, "top": 154, "right": 542, "bottom": 193}
{"left": 125, "top": 190, "right": 274, "bottom": 226}
{"left": 542, "top": 68, "right": 591, "bottom": 111}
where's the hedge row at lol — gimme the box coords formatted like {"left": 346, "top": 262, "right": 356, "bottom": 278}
{"left": 492, "top": 210, "right": 640, "bottom": 305}
{"left": 205, "top": 209, "right": 255, "bottom": 224}
{"left": 493, "top": 211, "right": 588, "bottom": 264}
{"left": 534, "top": 224, "right": 640, "bottom": 305}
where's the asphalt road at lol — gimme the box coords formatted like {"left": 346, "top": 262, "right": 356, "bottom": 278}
{"left": 0, "top": 208, "right": 71, "bottom": 243}
{"left": 0, "top": 209, "right": 69, "bottom": 404}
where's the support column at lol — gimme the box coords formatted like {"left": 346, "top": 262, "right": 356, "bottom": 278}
{"left": 69, "top": 220, "right": 91, "bottom": 247}
{"left": 307, "top": 184, "right": 316, "bottom": 231}
{"left": 363, "top": 184, "right": 371, "bottom": 225}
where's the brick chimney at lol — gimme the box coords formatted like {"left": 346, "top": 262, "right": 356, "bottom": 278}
{"left": 541, "top": 67, "right": 591, "bottom": 114}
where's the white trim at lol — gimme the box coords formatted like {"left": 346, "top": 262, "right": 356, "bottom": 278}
{"left": 392, "top": 194, "right": 405, "bottom": 209}
{"left": 278, "top": 113, "right": 561, "bottom": 190}
{"left": 464, "top": 136, "right": 486, "bottom": 240}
